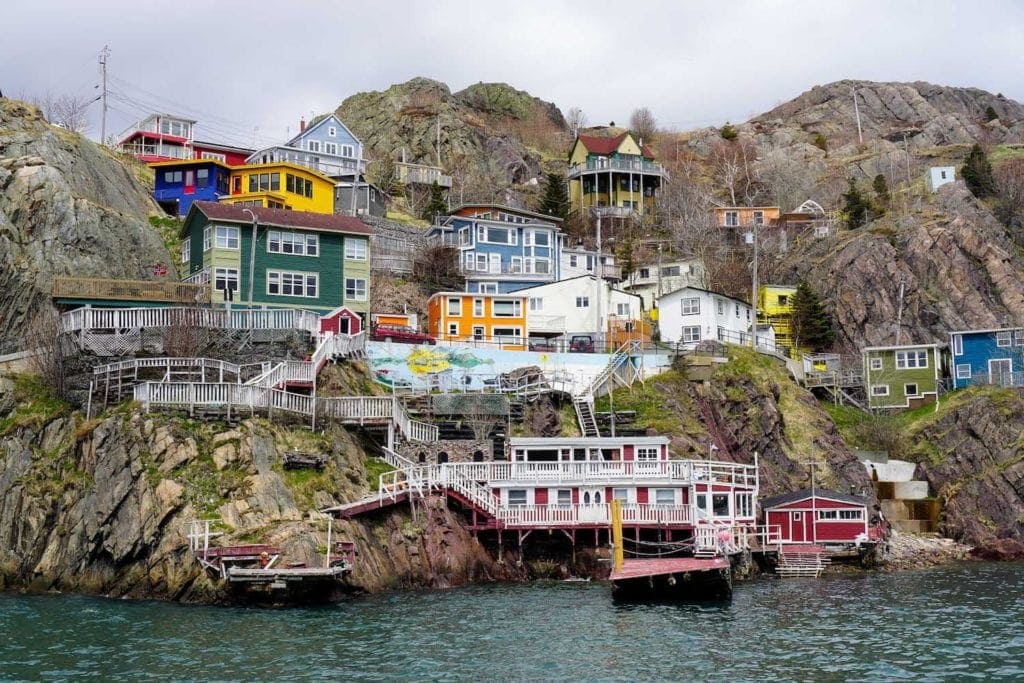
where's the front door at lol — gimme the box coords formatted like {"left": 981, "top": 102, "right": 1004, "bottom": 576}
{"left": 337, "top": 316, "right": 350, "bottom": 334}
{"left": 990, "top": 358, "right": 1013, "bottom": 386}
{"left": 791, "top": 511, "right": 805, "bottom": 542}
{"left": 184, "top": 170, "right": 195, "bottom": 195}
{"left": 579, "top": 487, "right": 605, "bottom": 522}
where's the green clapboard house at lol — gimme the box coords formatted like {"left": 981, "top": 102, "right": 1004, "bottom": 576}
{"left": 180, "top": 201, "right": 372, "bottom": 319}
{"left": 862, "top": 343, "right": 947, "bottom": 410}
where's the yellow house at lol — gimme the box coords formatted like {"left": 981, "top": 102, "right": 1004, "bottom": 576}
{"left": 222, "top": 162, "right": 336, "bottom": 214}
{"left": 567, "top": 131, "right": 666, "bottom": 217}
{"left": 757, "top": 285, "right": 810, "bottom": 356}
{"left": 714, "top": 206, "right": 781, "bottom": 228}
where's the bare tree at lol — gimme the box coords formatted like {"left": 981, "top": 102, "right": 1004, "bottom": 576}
{"left": 162, "top": 306, "right": 214, "bottom": 358}
{"left": 413, "top": 244, "right": 464, "bottom": 294}
{"left": 995, "top": 157, "right": 1024, "bottom": 235}
{"left": 24, "top": 310, "right": 74, "bottom": 400}
{"left": 629, "top": 107, "right": 658, "bottom": 144}
{"left": 566, "top": 107, "right": 588, "bottom": 138}
{"left": 50, "top": 94, "right": 93, "bottom": 133}
{"left": 756, "top": 147, "right": 819, "bottom": 212}
{"left": 709, "top": 138, "right": 759, "bottom": 206}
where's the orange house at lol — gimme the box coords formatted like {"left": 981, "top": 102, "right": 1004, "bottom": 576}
{"left": 713, "top": 206, "right": 781, "bottom": 228}
{"left": 427, "top": 292, "right": 527, "bottom": 350}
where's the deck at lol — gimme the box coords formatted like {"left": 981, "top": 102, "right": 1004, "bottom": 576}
{"left": 609, "top": 557, "right": 729, "bottom": 581}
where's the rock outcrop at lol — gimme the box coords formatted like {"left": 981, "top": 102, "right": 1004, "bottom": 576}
{"left": 784, "top": 183, "right": 1024, "bottom": 349}
{"left": 0, "top": 99, "right": 172, "bottom": 349}
{"left": 336, "top": 77, "right": 567, "bottom": 184}
{"left": 904, "top": 387, "right": 1024, "bottom": 546}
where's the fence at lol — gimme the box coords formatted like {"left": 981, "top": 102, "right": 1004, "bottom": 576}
{"left": 61, "top": 306, "right": 321, "bottom": 336}
{"left": 53, "top": 277, "right": 209, "bottom": 304}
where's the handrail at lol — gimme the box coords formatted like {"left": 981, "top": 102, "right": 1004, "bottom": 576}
{"left": 53, "top": 277, "right": 209, "bottom": 304}
{"left": 61, "top": 306, "right": 321, "bottom": 335}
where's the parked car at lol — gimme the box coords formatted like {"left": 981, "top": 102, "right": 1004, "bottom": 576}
{"left": 371, "top": 324, "right": 436, "bottom": 345}
{"left": 569, "top": 335, "right": 595, "bottom": 353}
{"left": 528, "top": 339, "right": 556, "bottom": 352}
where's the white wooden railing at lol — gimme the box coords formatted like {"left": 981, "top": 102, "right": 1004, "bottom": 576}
{"left": 62, "top": 306, "right": 322, "bottom": 335}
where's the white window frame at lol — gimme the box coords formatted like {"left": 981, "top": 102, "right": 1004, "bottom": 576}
{"left": 904, "top": 383, "right": 920, "bottom": 397}
{"left": 576, "top": 296, "right": 590, "bottom": 308}
{"left": 344, "top": 238, "right": 367, "bottom": 260}
{"left": 554, "top": 489, "right": 572, "bottom": 506}
{"left": 215, "top": 225, "right": 240, "bottom": 250}
{"left": 328, "top": 126, "right": 336, "bottom": 137}
{"left": 616, "top": 302, "right": 630, "bottom": 316}
{"left": 268, "top": 230, "right": 318, "bottom": 257}
{"left": 345, "top": 278, "right": 367, "bottom": 301}
{"left": 653, "top": 488, "right": 676, "bottom": 506}
{"left": 507, "top": 489, "right": 528, "bottom": 506}
{"left": 528, "top": 297, "right": 543, "bottom": 312}
{"left": 955, "top": 363, "right": 972, "bottom": 380}
{"left": 681, "top": 326, "right": 701, "bottom": 343}
{"left": 473, "top": 298, "right": 485, "bottom": 317}
{"left": 267, "top": 270, "right": 318, "bottom": 298}
{"left": 996, "top": 331, "right": 1012, "bottom": 347}
{"left": 307, "top": 140, "right": 321, "bottom": 152}
{"left": 895, "top": 350, "right": 928, "bottom": 369}
{"left": 636, "top": 447, "right": 659, "bottom": 461}
{"left": 341, "top": 144, "right": 354, "bottom": 158}
{"left": 478, "top": 282, "right": 498, "bottom": 294}
{"left": 324, "top": 142, "right": 338, "bottom": 156}
{"left": 952, "top": 334, "right": 963, "bottom": 356}
{"left": 870, "top": 385, "right": 890, "bottom": 397}
{"left": 492, "top": 299, "right": 522, "bottom": 318}
{"left": 213, "top": 267, "right": 238, "bottom": 293}
{"left": 448, "top": 322, "right": 460, "bottom": 337}
{"left": 447, "top": 297, "right": 462, "bottom": 316}
{"left": 870, "top": 358, "right": 883, "bottom": 371}
{"left": 202, "top": 226, "right": 212, "bottom": 252}
{"left": 724, "top": 211, "right": 738, "bottom": 227}
{"left": 180, "top": 237, "right": 190, "bottom": 264}
{"left": 681, "top": 297, "right": 700, "bottom": 315}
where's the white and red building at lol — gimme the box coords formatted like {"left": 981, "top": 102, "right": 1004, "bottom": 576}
{"left": 761, "top": 488, "right": 875, "bottom": 547}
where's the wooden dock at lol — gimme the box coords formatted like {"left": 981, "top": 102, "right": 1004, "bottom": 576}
{"left": 610, "top": 557, "right": 733, "bottom": 601}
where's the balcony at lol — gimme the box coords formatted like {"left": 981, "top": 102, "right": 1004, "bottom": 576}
{"left": 120, "top": 141, "right": 193, "bottom": 160}
{"left": 397, "top": 163, "right": 453, "bottom": 188}
{"left": 568, "top": 157, "right": 667, "bottom": 180}
{"left": 496, "top": 503, "right": 691, "bottom": 528}
{"left": 442, "top": 459, "right": 759, "bottom": 488}
{"left": 462, "top": 262, "right": 553, "bottom": 278}
{"left": 527, "top": 314, "right": 566, "bottom": 334}
{"left": 52, "top": 277, "right": 209, "bottom": 304}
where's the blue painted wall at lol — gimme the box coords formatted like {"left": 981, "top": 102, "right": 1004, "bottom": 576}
{"left": 154, "top": 161, "right": 231, "bottom": 216}
{"left": 446, "top": 216, "right": 562, "bottom": 293}
{"left": 286, "top": 115, "right": 362, "bottom": 161}
{"left": 950, "top": 329, "right": 1024, "bottom": 388}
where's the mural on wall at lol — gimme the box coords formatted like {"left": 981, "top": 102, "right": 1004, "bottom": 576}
{"left": 368, "top": 342, "right": 672, "bottom": 393}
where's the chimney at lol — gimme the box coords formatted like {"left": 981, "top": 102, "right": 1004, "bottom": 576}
{"left": 299, "top": 118, "right": 306, "bottom": 133}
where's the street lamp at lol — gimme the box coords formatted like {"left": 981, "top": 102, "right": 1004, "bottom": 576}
{"left": 242, "top": 208, "right": 259, "bottom": 310}
{"left": 708, "top": 443, "right": 718, "bottom": 460}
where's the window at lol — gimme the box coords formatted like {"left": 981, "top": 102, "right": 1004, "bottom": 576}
{"left": 459, "top": 227, "right": 472, "bottom": 246}
{"left": 533, "top": 231, "right": 550, "bottom": 247}
{"left": 324, "top": 142, "right": 338, "bottom": 156}
{"left": 736, "top": 494, "right": 753, "bottom": 518}
{"left": 793, "top": 512, "right": 802, "bottom": 521}
{"left": 268, "top": 270, "right": 318, "bottom": 298}
{"left": 214, "top": 267, "right": 238, "bottom": 293}
{"left": 905, "top": 383, "right": 920, "bottom": 397}
{"left": 528, "top": 297, "right": 543, "bottom": 312}
{"left": 895, "top": 350, "right": 928, "bottom": 369}
{"left": 716, "top": 300, "right": 725, "bottom": 316}
{"left": 576, "top": 296, "right": 590, "bottom": 308}
{"left": 940, "top": 170, "right": 947, "bottom": 179}
{"left": 480, "top": 226, "right": 516, "bottom": 245}
{"left": 508, "top": 489, "right": 528, "bottom": 506}
{"left": 712, "top": 494, "right": 730, "bottom": 517}
{"left": 555, "top": 489, "right": 571, "bottom": 506}
{"left": 616, "top": 303, "right": 630, "bottom": 316}
{"left": 201, "top": 152, "right": 226, "bottom": 162}
{"left": 753, "top": 210, "right": 764, "bottom": 225}
{"left": 870, "top": 385, "right": 890, "bottom": 397}
{"left": 510, "top": 256, "right": 523, "bottom": 273}
{"left": 652, "top": 489, "right": 675, "bottom": 505}
{"left": 203, "top": 226, "right": 212, "bottom": 251}
{"left": 952, "top": 334, "right": 963, "bottom": 355}
{"left": 474, "top": 298, "right": 485, "bottom": 317}
{"left": 472, "top": 326, "right": 484, "bottom": 340}
{"left": 636, "top": 447, "right": 659, "bottom": 460}
{"left": 818, "top": 510, "right": 839, "bottom": 520}
{"left": 682, "top": 326, "right": 701, "bottom": 343}
{"left": 870, "top": 358, "right": 883, "bottom": 371}
{"left": 734, "top": 304, "right": 740, "bottom": 317}
{"left": 839, "top": 509, "right": 863, "bottom": 520}
{"left": 448, "top": 322, "right": 460, "bottom": 337}
{"left": 996, "top": 331, "right": 1012, "bottom": 347}
{"left": 493, "top": 327, "right": 522, "bottom": 345}
{"left": 724, "top": 211, "right": 738, "bottom": 227}
{"left": 612, "top": 488, "right": 630, "bottom": 502}
{"left": 1016, "top": 330, "right": 1024, "bottom": 346}
{"left": 569, "top": 255, "right": 578, "bottom": 267}
{"left": 345, "top": 278, "right": 367, "bottom": 301}
{"left": 956, "top": 364, "right": 972, "bottom": 379}
{"left": 268, "top": 230, "right": 318, "bottom": 256}
{"left": 196, "top": 169, "right": 209, "bottom": 187}
{"left": 639, "top": 268, "right": 650, "bottom": 279}
{"left": 478, "top": 283, "right": 498, "bottom": 294}
{"left": 777, "top": 295, "right": 788, "bottom": 306}
{"left": 308, "top": 140, "right": 321, "bottom": 152}
{"left": 681, "top": 297, "right": 700, "bottom": 315}
{"left": 493, "top": 299, "right": 521, "bottom": 317}
{"left": 164, "top": 170, "right": 182, "bottom": 183}
{"left": 661, "top": 266, "right": 681, "bottom": 277}
{"left": 447, "top": 297, "right": 462, "bottom": 316}
{"left": 215, "top": 226, "right": 240, "bottom": 249}
{"left": 341, "top": 145, "right": 354, "bottom": 158}
{"left": 180, "top": 238, "right": 190, "bottom": 264}
{"left": 345, "top": 239, "right": 367, "bottom": 260}
{"left": 328, "top": 126, "right": 336, "bottom": 137}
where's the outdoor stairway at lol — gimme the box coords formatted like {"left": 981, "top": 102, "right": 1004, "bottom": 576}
{"left": 776, "top": 545, "right": 829, "bottom": 578}
{"left": 571, "top": 341, "right": 639, "bottom": 438}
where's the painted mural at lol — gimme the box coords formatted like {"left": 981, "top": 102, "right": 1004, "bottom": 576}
{"left": 368, "top": 341, "right": 672, "bottom": 393}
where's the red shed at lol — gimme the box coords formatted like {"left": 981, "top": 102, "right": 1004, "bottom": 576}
{"left": 320, "top": 306, "right": 363, "bottom": 335}
{"left": 761, "top": 489, "right": 869, "bottom": 546}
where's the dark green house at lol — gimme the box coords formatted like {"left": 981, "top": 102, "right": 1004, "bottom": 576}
{"left": 180, "top": 201, "right": 372, "bottom": 319}
{"left": 862, "top": 343, "right": 948, "bottom": 410}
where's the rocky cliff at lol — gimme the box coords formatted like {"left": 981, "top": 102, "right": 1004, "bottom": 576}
{"left": 0, "top": 375, "right": 515, "bottom": 601}
{"left": 903, "top": 387, "right": 1024, "bottom": 546}
{"left": 784, "top": 183, "right": 1024, "bottom": 349}
{"left": 0, "top": 99, "right": 172, "bottom": 349}
{"left": 336, "top": 78, "right": 567, "bottom": 185}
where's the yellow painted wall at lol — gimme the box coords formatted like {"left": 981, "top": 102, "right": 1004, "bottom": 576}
{"left": 714, "top": 207, "right": 782, "bottom": 226}
{"left": 758, "top": 285, "right": 797, "bottom": 316}
{"left": 615, "top": 135, "right": 643, "bottom": 155}
{"left": 227, "top": 163, "right": 335, "bottom": 214}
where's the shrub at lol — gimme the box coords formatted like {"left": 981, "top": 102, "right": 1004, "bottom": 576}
{"left": 719, "top": 123, "right": 738, "bottom": 141}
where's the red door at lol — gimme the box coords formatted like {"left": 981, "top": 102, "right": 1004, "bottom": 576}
{"left": 791, "top": 511, "right": 805, "bottom": 542}
{"left": 184, "top": 170, "right": 195, "bottom": 195}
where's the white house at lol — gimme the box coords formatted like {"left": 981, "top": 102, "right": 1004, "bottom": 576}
{"left": 559, "top": 244, "right": 619, "bottom": 281}
{"left": 927, "top": 166, "right": 956, "bottom": 192}
{"left": 517, "top": 275, "right": 642, "bottom": 343}
{"left": 622, "top": 258, "right": 706, "bottom": 309}
{"left": 657, "top": 286, "right": 773, "bottom": 350}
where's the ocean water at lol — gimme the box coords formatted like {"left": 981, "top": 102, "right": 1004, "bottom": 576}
{"left": 1, "top": 562, "right": 1022, "bottom": 682}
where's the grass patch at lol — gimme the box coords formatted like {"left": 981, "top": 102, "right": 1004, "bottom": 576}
{"left": 364, "top": 458, "right": 394, "bottom": 492}
{"left": 0, "top": 374, "right": 71, "bottom": 436}
{"left": 594, "top": 370, "right": 687, "bottom": 435}
{"left": 148, "top": 214, "right": 184, "bottom": 270}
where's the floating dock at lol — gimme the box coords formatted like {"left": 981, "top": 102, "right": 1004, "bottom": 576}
{"left": 610, "top": 557, "right": 732, "bottom": 601}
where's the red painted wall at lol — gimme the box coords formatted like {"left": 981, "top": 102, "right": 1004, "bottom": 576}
{"left": 571, "top": 488, "right": 579, "bottom": 505}
{"left": 814, "top": 521, "right": 865, "bottom": 542}
{"left": 636, "top": 487, "right": 648, "bottom": 504}
{"left": 534, "top": 489, "right": 548, "bottom": 505}
{"left": 623, "top": 444, "right": 634, "bottom": 461}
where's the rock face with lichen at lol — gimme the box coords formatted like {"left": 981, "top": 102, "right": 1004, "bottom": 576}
{"left": 0, "top": 99, "right": 171, "bottom": 350}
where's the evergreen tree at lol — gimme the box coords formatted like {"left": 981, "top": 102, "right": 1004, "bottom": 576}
{"left": 841, "top": 178, "right": 870, "bottom": 230}
{"left": 536, "top": 172, "right": 569, "bottom": 220}
{"left": 872, "top": 173, "right": 890, "bottom": 208}
{"left": 962, "top": 143, "right": 996, "bottom": 198}
{"left": 421, "top": 181, "right": 448, "bottom": 222}
{"left": 789, "top": 280, "right": 835, "bottom": 352}
{"left": 985, "top": 105, "right": 999, "bottom": 122}
{"left": 720, "top": 123, "right": 738, "bottom": 141}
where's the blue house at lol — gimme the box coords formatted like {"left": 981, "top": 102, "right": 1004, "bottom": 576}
{"left": 428, "top": 204, "right": 563, "bottom": 293}
{"left": 247, "top": 114, "right": 367, "bottom": 180}
{"left": 151, "top": 158, "right": 232, "bottom": 216}
{"left": 949, "top": 327, "right": 1024, "bottom": 389}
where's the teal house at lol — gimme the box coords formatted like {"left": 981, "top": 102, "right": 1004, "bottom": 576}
{"left": 180, "top": 201, "right": 372, "bottom": 321}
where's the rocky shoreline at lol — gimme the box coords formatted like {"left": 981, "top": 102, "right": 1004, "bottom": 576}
{"left": 880, "top": 531, "right": 973, "bottom": 571}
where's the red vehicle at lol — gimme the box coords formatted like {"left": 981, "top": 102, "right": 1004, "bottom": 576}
{"left": 371, "top": 324, "right": 436, "bottom": 345}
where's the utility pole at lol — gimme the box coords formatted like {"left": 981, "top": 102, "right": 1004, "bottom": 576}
{"left": 852, "top": 86, "right": 863, "bottom": 145}
{"left": 750, "top": 220, "right": 759, "bottom": 349}
{"left": 895, "top": 277, "right": 905, "bottom": 345}
{"left": 436, "top": 115, "right": 441, "bottom": 167}
{"left": 99, "top": 46, "right": 110, "bottom": 145}
{"left": 903, "top": 134, "right": 912, "bottom": 216}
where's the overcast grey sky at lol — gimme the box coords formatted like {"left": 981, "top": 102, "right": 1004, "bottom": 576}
{"left": 3, "top": 0, "right": 1023, "bottom": 147}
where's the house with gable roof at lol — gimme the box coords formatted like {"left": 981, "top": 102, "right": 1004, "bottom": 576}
{"left": 247, "top": 114, "right": 367, "bottom": 181}
{"left": 566, "top": 131, "right": 667, "bottom": 216}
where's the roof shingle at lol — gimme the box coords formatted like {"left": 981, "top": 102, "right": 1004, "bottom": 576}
{"left": 191, "top": 201, "right": 374, "bottom": 236}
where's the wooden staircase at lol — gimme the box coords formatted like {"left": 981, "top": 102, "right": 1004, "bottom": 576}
{"left": 571, "top": 341, "right": 638, "bottom": 438}
{"left": 776, "top": 545, "right": 829, "bottom": 578}
{"left": 574, "top": 397, "right": 600, "bottom": 437}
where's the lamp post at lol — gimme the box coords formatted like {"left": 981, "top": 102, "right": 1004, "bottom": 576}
{"left": 708, "top": 443, "right": 718, "bottom": 460}
{"left": 242, "top": 208, "right": 259, "bottom": 312}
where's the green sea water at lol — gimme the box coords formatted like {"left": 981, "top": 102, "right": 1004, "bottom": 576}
{"left": 1, "top": 562, "right": 1022, "bottom": 682}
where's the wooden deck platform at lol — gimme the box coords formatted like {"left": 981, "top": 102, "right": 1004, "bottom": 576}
{"left": 323, "top": 490, "right": 411, "bottom": 518}
{"left": 610, "top": 557, "right": 729, "bottom": 581}
{"left": 226, "top": 565, "right": 350, "bottom": 583}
